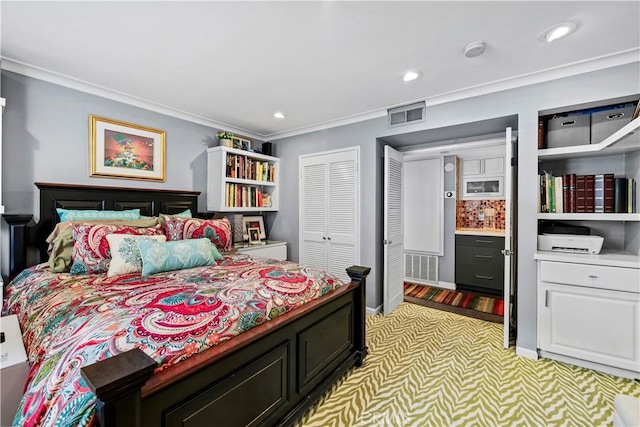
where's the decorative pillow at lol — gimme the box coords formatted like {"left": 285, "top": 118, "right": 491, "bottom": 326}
{"left": 105, "top": 234, "right": 167, "bottom": 277}
{"left": 69, "top": 223, "right": 164, "bottom": 275}
{"left": 158, "top": 209, "right": 193, "bottom": 227}
{"left": 137, "top": 238, "right": 217, "bottom": 276}
{"left": 47, "top": 218, "right": 160, "bottom": 273}
{"left": 56, "top": 208, "right": 141, "bottom": 222}
{"left": 165, "top": 217, "right": 232, "bottom": 251}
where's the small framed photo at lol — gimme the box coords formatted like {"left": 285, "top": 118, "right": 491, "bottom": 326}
{"left": 243, "top": 215, "right": 265, "bottom": 241}
{"left": 89, "top": 115, "right": 166, "bottom": 181}
{"left": 248, "top": 227, "right": 261, "bottom": 243}
{"left": 233, "top": 136, "right": 252, "bottom": 151}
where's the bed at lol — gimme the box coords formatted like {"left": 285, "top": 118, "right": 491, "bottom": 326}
{"left": 3, "top": 182, "right": 370, "bottom": 427}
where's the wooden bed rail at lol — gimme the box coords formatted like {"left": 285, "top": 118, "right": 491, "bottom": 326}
{"left": 81, "top": 266, "right": 371, "bottom": 427}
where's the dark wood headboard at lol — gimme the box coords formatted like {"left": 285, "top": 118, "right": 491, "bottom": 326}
{"left": 4, "top": 182, "right": 200, "bottom": 280}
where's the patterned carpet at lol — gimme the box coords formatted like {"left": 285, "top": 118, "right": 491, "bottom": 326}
{"left": 297, "top": 303, "right": 640, "bottom": 427}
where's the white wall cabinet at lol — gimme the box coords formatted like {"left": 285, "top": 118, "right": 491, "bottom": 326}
{"left": 299, "top": 147, "right": 359, "bottom": 284}
{"left": 462, "top": 157, "right": 504, "bottom": 176}
{"left": 207, "top": 146, "right": 279, "bottom": 212}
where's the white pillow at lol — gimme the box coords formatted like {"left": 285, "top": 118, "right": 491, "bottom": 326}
{"left": 105, "top": 234, "right": 167, "bottom": 277}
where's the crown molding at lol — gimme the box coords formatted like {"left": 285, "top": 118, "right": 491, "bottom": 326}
{"left": 266, "top": 48, "right": 640, "bottom": 141}
{"left": 2, "top": 49, "right": 638, "bottom": 142}
{"left": 0, "top": 57, "right": 265, "bottom": 140}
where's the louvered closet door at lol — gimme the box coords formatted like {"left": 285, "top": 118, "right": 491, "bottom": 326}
{"left": 384, "top": 146, "right": 404, "bottom": 316}
{"left": 300, "top": 157, "right": 327, "bottom": 271}
{"left": 326, "top": 151, "right": 358, "bottom": 284}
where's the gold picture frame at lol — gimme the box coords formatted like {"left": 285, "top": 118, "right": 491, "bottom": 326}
{"left": 89, "top": 115, "right": 166, "bottom": 181}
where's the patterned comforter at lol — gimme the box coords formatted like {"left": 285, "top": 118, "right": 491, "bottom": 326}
{"left": 2, "top": 253, "right": 342, "bottom": 426}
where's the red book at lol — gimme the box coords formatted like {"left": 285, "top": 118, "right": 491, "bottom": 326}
{"left": 575, "top": 175, "right": 586, "bottom": 213}
{"left": 585, "top": 175, "right": 595, "bottom": 213}
{"left": 568, "top": 174, "right": 577, "bottom": 213}
{"left": 562, "top": 174, "right": 570, "bottom": 213}
{"left": 604, "top": 174, "right": 615, "bottom": 213}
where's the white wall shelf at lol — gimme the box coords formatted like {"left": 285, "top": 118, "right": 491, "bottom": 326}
{"left": 538, "top": 213, "right": 640, "bottom": 221}
{"left": 207, "top": 146, "right": 279, "bottom": 212}
{"left": 538, "top": 117, "right": 640, "bottom": 160}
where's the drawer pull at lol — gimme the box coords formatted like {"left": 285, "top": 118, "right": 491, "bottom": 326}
{"left": 475, "top": 255, "right": 494, "bottom": 259}
{"left": 588, "top": 275, "right": 598, "bottom": 279}
{"left": 545, "top": 290, "right": 549, "bottom": 307}
{"left": 475, "top": 275, "right": 494, "bottom": 280}
{"left": 475, "top": 239, "right": 493, "bottom": 244}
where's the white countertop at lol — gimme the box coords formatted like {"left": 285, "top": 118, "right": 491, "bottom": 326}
{"left": 455, "top": 228, "right": 505, "bottom": 237}
{"left": 534, "top": 251, "right": 640, "bottom": 269}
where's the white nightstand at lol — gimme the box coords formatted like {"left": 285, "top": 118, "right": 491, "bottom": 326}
{"left": 235, "top": 240, "right": 287, "bottom": 261}
{"left": 1, "top": 315, "right": 29, "bottom": 427}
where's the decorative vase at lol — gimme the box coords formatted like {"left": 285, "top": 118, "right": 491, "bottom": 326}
{"left": 219, "top": 138, "right": 233, "bottom": 148}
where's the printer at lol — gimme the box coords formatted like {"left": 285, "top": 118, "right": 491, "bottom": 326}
{"left": 537, "top": 234, "right": 604, "bottom": 254}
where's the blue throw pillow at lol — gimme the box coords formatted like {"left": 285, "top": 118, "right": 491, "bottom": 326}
{"left": 138, "top": 238, "right": 217, "bottom": 276}
{"left": 57, "top": 208, "right": 141, "bottom": 222}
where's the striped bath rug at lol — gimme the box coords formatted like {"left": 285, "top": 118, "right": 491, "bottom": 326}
{"left": 404, "top": 282, "right": 504, "bottom": 320}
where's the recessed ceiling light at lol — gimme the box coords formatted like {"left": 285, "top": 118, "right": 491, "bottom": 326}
{"left": 541, "top": 21, "right": 578, "bottom": 43}
{"left": 273, "top": 112, "right": 285, "bottom": 119}
{"left": 403, "top": 71, "right": 420, "bottom": 82}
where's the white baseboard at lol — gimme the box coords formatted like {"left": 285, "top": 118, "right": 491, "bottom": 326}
{"left": 366, "top": 305, "right": 382, "bottom": 315}
{"left": 516, "top": 346, "right": 539, "bottom": 360}
{"left": 436, "top": 281, "right": 456, "bottom": 290}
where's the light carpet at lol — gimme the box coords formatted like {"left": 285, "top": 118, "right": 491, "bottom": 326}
{"left": 297, "top": 302, "right": 640, "bottom": 426}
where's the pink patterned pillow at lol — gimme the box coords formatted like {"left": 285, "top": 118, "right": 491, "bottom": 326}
{"left": 70, "top": 223, "right": 163, "bottom": 275}
{"left": 165, "top": 217, "right": 232, "bottom": 251}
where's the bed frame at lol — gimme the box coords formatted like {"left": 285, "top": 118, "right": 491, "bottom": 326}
{"left": 4, "top": 182, "right": 370, "bottom": 427}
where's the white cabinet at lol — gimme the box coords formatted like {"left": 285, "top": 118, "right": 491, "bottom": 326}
{"left": 462, "top": 157, "right": 504, "bottom": 176}
{"left": 299, "top": 148, "right": 359, "bottom": 284}
{"left": 207, "top": 146, "right": 279, "bottom": 212}
{"left": 536, "top": 259, "right": 640, "bottom": 378}
{"left": 236, "top": 240, "right": 287, "bottom": 260}
{"left": 1, "top": 315, "right": 29, "bottom": 427}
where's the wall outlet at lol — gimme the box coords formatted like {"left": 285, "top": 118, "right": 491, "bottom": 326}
{"left": 444, "top": 191, "right": 456, "bottom": 199}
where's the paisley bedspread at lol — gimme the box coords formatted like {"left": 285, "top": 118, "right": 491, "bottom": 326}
{"left": 2, "top": 253, "right": 342, "bottom": 426}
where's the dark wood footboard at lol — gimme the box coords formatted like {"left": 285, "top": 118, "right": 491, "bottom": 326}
{"left": 82, "top": 266, "right": 371, "bottom": 427}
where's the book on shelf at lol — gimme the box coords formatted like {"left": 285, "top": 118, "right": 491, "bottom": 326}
{"left": 575, "top": 175, "right": 586, "bottom": 213}
{"left": 614, "top": 178, "right": 628, "bottom": 213}
{"left": 594, "top": 174, "right": 604, "bottom": 213}
{"left": 585, "top": 175, "right": 595, "bottom": 213}
{"left": 568, "top": 174, "right": 577, "bottom": 213}
{"left": 538, "top": 117, "right": 547, "bottom": 149}
{"left": 554, "top": 176, "right": 563, "bottom": 213}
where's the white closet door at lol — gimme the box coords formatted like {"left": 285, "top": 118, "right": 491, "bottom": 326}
{"left": 327, "top": 151, "right": 358, "bottom": 284}
{"left": 503, "top": 127, "right": 515, "bottom": 349}
{"left": 300, "top": 157, "right": 327, "bottom": 271}
{"left": 384, "top": 146, "right": 404, "bottom": 316}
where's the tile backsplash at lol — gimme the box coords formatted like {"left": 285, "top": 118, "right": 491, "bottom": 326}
{"left": 456, "top": 199, "right": 506, "bottom": 229}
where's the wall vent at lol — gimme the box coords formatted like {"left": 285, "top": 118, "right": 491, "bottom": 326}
{"left": 388, "top": 102, "right": 426, "bottom": 128}
{"left": 404, "top": 252, "right": 438, "bottom": 284}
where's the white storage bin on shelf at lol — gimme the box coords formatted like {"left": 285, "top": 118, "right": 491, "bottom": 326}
{"left": 207, "top": 146, "right": 279, "bottom": 212}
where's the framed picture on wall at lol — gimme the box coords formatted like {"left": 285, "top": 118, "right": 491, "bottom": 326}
{"left": 242, "top": 215, "right": 266, "bottom": 241}
{"left": 89, "top": 115, "right": 166, "bottom": 181}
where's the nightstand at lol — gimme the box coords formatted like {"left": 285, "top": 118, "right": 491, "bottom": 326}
{"left": 1, "top": 315, "right": 29, "bottom": 427}
{"left": 234, "top": 240, "right": 287, "bottom": 260}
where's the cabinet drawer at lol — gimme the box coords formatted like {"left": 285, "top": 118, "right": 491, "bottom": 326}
{"left": 456, "top": 235, "right": 504, "bottom": 249}
{"left": 456, "top": 265, "right": 504, "bottom": 291}
{"left": 540, "top": 261, "right": 640, "bottom": 293}
{"left": 456, "top": 246, "right": 503, "bottom": 268}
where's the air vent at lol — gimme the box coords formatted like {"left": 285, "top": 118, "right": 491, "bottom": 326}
{"left": 388, "top": 102, "right": 426, "bottom": 128}
{"left": 404, "top": 252, "right": 438, "bottom": 284}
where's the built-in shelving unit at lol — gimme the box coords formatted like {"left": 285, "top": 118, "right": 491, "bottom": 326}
{"left": 207, "top": 146, "right": 279, "bottom": 212}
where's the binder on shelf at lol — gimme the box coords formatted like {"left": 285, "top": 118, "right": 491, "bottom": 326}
{"left": 614, "top": 178, "right": 628, "bottom": 213}
{"left": 594, "top": 174, "right": 605, "bottom": 213}
{"left": 604, "top": 174, "right": 615, "bottom": 213}
{"left": 585, "top": 175, "right": 595, "bottom": 213}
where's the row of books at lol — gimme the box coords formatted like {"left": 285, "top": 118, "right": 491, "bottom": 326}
{"left": 225, "top": 154, "right": 276, "bottom": 182}
{"left": 224, "top": 183, "right": 272, "bottom": 208}
{"left": 539, "top": 172, "right": 637, "bottom": 213}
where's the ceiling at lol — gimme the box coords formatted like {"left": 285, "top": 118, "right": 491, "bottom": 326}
{"left": 2, "top": 2, "right": 639, "bottom": 140}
